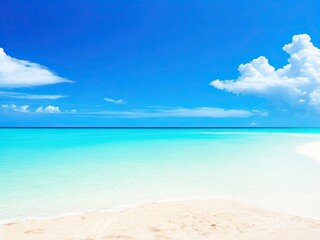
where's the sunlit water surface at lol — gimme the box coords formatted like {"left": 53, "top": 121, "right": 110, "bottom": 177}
{"left": 0, "top": 128, "right": 320, "bottom": 221}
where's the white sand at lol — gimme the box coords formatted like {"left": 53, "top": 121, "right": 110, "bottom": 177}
{"left": 1, "top": 198, "right": 320, "bottom": 240}
{"left": 297, "top": 141, "right": 320, "bottom": 163}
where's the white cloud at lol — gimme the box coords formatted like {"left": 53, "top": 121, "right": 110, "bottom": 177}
{"left": 252, "top": 110, "right": 268, "bottom": 117}
{"left": 309, "top": 88, "right": 320, "bottom": 107}
{"left": 210, "top": 34, "right": 320, "bottom": 111}
{"left": 1, "top": 104, "right": 30, "bottom": 112}
{"left": 89, "top": 107, "right": 267, "bottom": 118}
{"left": 104, "top": 98, "right": 127, "bottom": 104}
{"left": 0, "top": 48, "right": 71, "bottom": 88}
{"left": 250, "top": 121, "right": 257, "bottom": 126}
{"left": 65, "top": 109, "right": 77, "bottom": 113}
{"left": 18, "top": 105, "right": 30, "bottom": 113}
{"left": 0, "top": 91, "right": 66, "bottom": 99}
{"left": 155, "top": 107, "right": 253, "bottom": 118}
{"left": 35, "top": 105, "right": 61, "bottom": 113}
{"left": 1, "top": 104, "right": 16, "bottom": 109}
{"left": 1, "top": 104, "right": 76, "bottom": 114}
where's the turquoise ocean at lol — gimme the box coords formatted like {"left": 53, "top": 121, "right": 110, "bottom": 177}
{"left": 0, "top": 128, "right": 320, "bottom": 222}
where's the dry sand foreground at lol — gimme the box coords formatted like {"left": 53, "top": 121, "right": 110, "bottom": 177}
{"left": 1, "top": 199, "right": 320, "bottom": 240}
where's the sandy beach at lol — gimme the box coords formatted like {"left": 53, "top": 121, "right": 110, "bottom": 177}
{"left": 1, "top": 198, "right": 320, "bottom": 240}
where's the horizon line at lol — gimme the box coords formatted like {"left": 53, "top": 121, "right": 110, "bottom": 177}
{"left": 0, "top": 127, "right": 319, "bottom": 129}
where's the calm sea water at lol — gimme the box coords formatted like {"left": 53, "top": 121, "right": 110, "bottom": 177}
{"left": 0, "top": 128, "right": 320, "bottom": 221}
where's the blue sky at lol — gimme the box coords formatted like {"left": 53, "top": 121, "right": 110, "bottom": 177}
{"left": 0, "top": 0, "right": 320, "bottom": 127}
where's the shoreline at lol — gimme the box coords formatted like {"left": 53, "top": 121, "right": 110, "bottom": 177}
{"left": 1, "top": 139, "right": 320, "bottom": 239}
{"left": 297, "top": 141, "right": 320, "bottom": 163}
{"left": 2, "top": 194, "right": 320, "bottom": 226}
{"left": 1, "top": 198, "right": 319, "bottom": 240}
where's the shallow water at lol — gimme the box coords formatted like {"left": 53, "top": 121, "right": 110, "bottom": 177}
{"left": 0, "top": 128, "right": 320, "bottom": 221}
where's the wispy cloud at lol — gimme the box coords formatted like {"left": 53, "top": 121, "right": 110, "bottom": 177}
{"left": 88, "top": 107, "right": 267, "bottom": 118}
{"left": 1, "top": 104, "right": 267, "bottom": 118}
{"left": 153, "top": 107, "right": 254, "bottom": 118}
{"left": 0, "top": 91, "right": 66, "bottom": 99}
{"left": 210, "top": 34, "right": 320, "bottom": 111}
{"left": 104, "top": 98, "right": 127, "bottom": 104}
{"left": 0, "top": 48, "right": 71, "bottom": 88}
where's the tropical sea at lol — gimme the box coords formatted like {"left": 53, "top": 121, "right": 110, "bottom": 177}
{"left": 0, "top": 128, "right": 320, "bottom": 222}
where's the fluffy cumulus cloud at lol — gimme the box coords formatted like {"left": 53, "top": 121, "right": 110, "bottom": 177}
{"left": 0, "top": 48, "right": 71, "bottom": 88}
{"left": 104, "top": 98, "right": 127, "bottom": 104}
{"left": 1, "top": 104, "right": 15, "bottom": 109}
{"left": 1, "top": 104, "right": 30, "bottom": 113}
{"left": 210, "top": 34, "right": 320, "bottom": 111}
{"left": 19, "top": 105, "right": 30, "bottom": 113}
{"left": 1, "top": 104, "right": 77, "bottom": 114}
{"left": 35, "top": 105, "right": 61, "bottom": 113}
